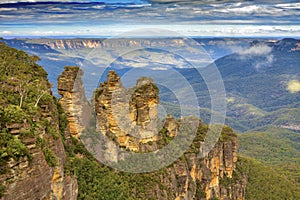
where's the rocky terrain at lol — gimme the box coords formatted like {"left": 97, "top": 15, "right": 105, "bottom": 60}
{"left": 2, "top": 40, "right": 300, "bottom": 199}
{"left": 94, "top": 71, "right": 160, "bottom": 151}
{"left": 58, "top": 67, "right": 246, "bottom": 199}
{"left": 0, "top": 42, "right": 77, "bottom": 200}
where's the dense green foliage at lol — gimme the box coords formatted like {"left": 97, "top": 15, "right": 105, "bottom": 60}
{"left": 236, "top": 156, "right": 300, "bottom": 200}
{"left": 0, "top": 184, "right": 4, "bottom": 198}
{"left": 0, "top": 43, "right": 62, "bottom": 195}
{"left": 62, "top": 114, "right": 239, "bottom": 199}
{"left": 239, "top": 127, "right": 300, "bottom": 165}
{"left": 65, "top": 137, "right": 171, "bottom": 200}
{"left": 238, "top": 126, "right": 300, "bottom": 189}
{"left": 0, "top": 129, "right": 31, "bottom": 174}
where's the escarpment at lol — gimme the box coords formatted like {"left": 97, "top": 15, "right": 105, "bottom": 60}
{"left": 30, "top": 38, "right": 188, "bottom": 50}
{"left": 0, "top": 43, "right": 77, "bottom": 200}
{"left": 91, "top": 70, "right": 246, "bottom": 199}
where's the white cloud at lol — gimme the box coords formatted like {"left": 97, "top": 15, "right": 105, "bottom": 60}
{"left": 0, "top": 8, "right": 17, "bottom": 11}
{"left": 0, "top": 31, "right": 12, "bottom": 35}
{"left": 151, "top": 67, "right": 168, "bottom": 71}
{"left": 239, "top": 44, "right": 272, "bottom": 56}
{"left": 31, "top": 30, "right": 65, "bottom": 35}
{"left": 275, "top": 3, "right": 300, "bottom": 9}
{"left": 236, "top": 43, "right": 274, "bottom": 70}
{"left": 217, "top": 5, "right": 272, "bottom": 15}
{"left": 254, "top": 54, "right": 274, "bottom": 70}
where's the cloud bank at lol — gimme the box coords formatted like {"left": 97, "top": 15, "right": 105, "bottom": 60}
{"left": 0, "top": 0, "right": 299, "bottom": 37}
{"left": 239, "top": 44, "right": 272, "bottom": 56}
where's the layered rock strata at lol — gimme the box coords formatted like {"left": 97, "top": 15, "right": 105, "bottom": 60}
{"left": 0, "top": 82, "right": 78, "bottom": 200}
{"left": 56, "top": 68, "right": 246, "bottom": 200}
{"left": 57, "top": 66, "right": 91, "bottom": 139}
{"left": 94, "top": 71, "right": 160, "bottom": 151}
{"left": 92, "top": 70, "right": 246, "bottom": 200}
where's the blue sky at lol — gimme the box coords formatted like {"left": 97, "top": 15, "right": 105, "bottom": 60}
{"left": 0, "top": 0, "right": 300, "bottom": 37}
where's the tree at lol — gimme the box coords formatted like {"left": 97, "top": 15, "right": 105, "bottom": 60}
{"left": 16, "top": 78, "right": 30, "bottom": 108}
{"left": 29, "top": 80, "right": 50, "bottom": 107}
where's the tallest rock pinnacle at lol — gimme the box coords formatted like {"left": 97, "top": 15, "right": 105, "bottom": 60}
{"left": 94, "top": 70, "right": 159, "bottom": 151}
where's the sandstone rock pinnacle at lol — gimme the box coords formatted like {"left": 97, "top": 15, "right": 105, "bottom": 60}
{"left": 58, "top": 66, "right": 91, "bottom": 139}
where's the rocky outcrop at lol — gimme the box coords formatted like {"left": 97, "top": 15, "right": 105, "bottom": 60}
{"left": 92, "top": 70, "right": 246, "bottom": 200}
{"left": 129, "top": 76, "right": 160, "bottom": 141}
{"left": 58, "top": 66, "right": 91, "bottom": 139}
{"left": 0, "top": 89, "right": 78, "bottom": 200}
{"left": 94, "top": 71, "right": 160, "bottom": 151}
{"left": 55, "top": 68, "right": 246, "bottom": 199}
{"left": 138, "top": 122, "right": 246, "bottom": 200}
{"left": 0, "top": 42, "right": 78, "bottom": 200}
{"left": 36, "top": 39, "right": 102, "bottom": 49}
{"left": 200, "top": 133, "right": 245, "bottom": 200}
{"left": 164, "top": 114, "right": 179, "bottom": 137}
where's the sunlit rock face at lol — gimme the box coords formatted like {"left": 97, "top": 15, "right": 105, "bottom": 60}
{"left": 56, "top": 68, "right": 245, "bottom": 200}
{"left": 94, "top": 70, "right": 160, "bottom": 151}
{"left": 0, "top": 129, "right": 78, "bottom": 200}
{"left": 57, "top": 66, "right": 91, "bottom": 139}
{"left": 33, "top": 38, "right": 188, "bottom": 50}
{"left": 92, "top": 70, "right": 245, "bottom": 200}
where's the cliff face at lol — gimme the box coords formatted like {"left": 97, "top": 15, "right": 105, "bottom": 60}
{"left": 0, "top": 106, "right": 78, "bottom": 200}
{"left": 31, "top": 38, "right": 187, "bottom": 50}
{"left": 199, "top": 135, "right": 245, "bottom": 200}
{"left": 54, "top": 67, "right": 246, "bottom": 199}
{"left": 0, "top": 42, "right": 77, "bottom": 200}
{"left": 91, "top": 70, "right": 246, "bottom": 200}
{"left": 0, "top": 103, "right": 78, "bottom": 200}
{"left": 57, "top": 66, "right": 91, "bottom": 139}
{"left": 118, "top": 118, "right": 246, "bottom": 200}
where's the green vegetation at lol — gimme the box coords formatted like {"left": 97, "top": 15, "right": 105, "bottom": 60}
{"left": 35, "top": 134, "right": 58, "bottom": 167}
{"left": 236, "top": 156, "right": 300, "bottom": 200}
{"left": 2, "top": 105, "right": 29, "bottom": 124}
{"left": 238, "top": 126, "right": 300, "bottom": 189}
{"left": 57, "top": 100, "right": 68, "bottom": 139}
{"left": 42, "top": 147, "right": 58, "bottom": 167}
{"left": 0, "top": 42, "right": 62, "bottom": 195}
{"left": 239, "top": 127, "right": 300, "bottom": 165}
{"left": 237, "top": 107, "right": 300, "bottom": 131}
{"left": 195, "top": 180, "right": 206, "bottom": 199}
{"left": 0, "top": 129, "right": 31, "bottom": 174}
{"left": 65, "top": 135, "right": 172, "bottom": 200}
{"left": 0, "top": 184, "right": 5, "bottom": 198}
